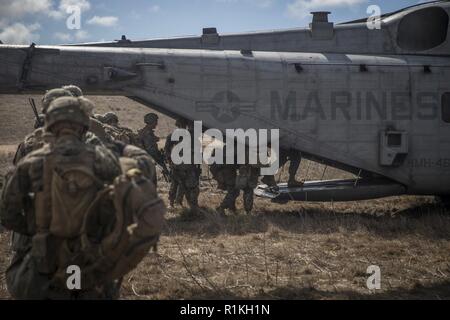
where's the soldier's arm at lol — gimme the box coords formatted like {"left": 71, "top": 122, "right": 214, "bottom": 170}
{"left": 163, "top": 135, "right": 174, "bottom": 160}
{"left": 0, "top": 162, "right": 32, "bottom": 234}
{"left": 147, "top": 140, "right": 166, "bottom": 167}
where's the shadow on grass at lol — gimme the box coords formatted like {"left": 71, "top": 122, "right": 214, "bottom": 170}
{"left": 164, "top": 202, "right": 450, "bottom": 240}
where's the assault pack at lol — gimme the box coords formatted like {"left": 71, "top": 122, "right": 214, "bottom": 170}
{"left": 31, "top": 146, "right": 166, "bottom": 292}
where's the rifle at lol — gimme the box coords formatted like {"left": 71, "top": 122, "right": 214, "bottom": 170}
{"left": 29, "top": 98, "right": 43, "bottom": 128}
{"left": 158, "top": 155, "right": 171, "bottom": 183}
{"left": 160, "top": 165, "right": 171, "bottom": 183}
{"left": 155, "top": 149, "right": 172, "bottom": 183}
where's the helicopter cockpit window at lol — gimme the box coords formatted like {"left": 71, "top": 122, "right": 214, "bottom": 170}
{"left": 442, "top": 93, "right": 450, "bottom": 123}
{"left": 397, "top": 7, "right": 449, "bottom": 51}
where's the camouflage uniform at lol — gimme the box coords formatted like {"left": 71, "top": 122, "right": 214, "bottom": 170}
{"left": 113, "top": 141, "right": 157, "bottom": 185}
{"left": 164, "top": 134, "right": 183, "bottom": 207}
{"left": 171, "top": 164, "right": 200, "bottom": 213}
{"left": 235, "top": 165, "right": 260, "bottom": 214}
{"left": 88, "top": 117, "right": 114, "bottom": 145}
{"left": 211, "top": 142, "right": 261, "bottom": 214}
{"left": 215, "top": 164, "right": 240, "bottom": 213}
{"left": 100, "top": 113, "right": 138, "bottom": 146}
{"left": 101, "top": 112, "right": 119, "bottom": 127}
{"left": 164, "top": 120, "right": 200, "bottom": 213}
{"left": 14, "top": 89, "right": 74, "bottom": 165}
{"left": 209, "top": 146, "right": 239, "bottom": 213}
{"left": 11, "top": 90, "right": 109, "bottom": 298}
{"left": 1, "top": 97, "right": 122, "bottom": 300}
{"left": 14, "top": 125, "right": 105, "bottom": 165}
{"left": 13, "top": 128, "right": 48, "bottom": 165}
{"left": 137, "top": 114, "right": 169, "bottom": 178}
{"left": 14, "top": 88, "right": 110, "bottom": 165}
{"left": 60, "top": 85, "right": 113, "bottom": 145}
{"left": 61, "top": 84, "right": 83, "bottom": 98}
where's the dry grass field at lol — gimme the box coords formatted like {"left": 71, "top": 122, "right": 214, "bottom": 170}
{"left": 0, "top": 95, "right": 449, "bottom": 300}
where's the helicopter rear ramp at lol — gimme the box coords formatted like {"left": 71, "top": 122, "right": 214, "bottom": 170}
{"left": 255, "top": 178, "right": 407, "bottom": 203}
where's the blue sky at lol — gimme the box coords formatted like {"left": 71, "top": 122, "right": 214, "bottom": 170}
{"left": 0, "top": 0, "right": 434, "bottom": 45}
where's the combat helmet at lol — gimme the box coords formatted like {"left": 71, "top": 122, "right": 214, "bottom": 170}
{"left": 103, "top": 112, "right": 119, "bottom": 125}
{"left": 41, "top": 88, "right": 73, "bottom": 114}
{"left": 144, "top": 113, "right": 159, "bottom": 125}
{"left": 45, "top": 97, "right": 93, "bottom": 132}
{"left": 62, "top": 85, "right": 83, "bottom": 97}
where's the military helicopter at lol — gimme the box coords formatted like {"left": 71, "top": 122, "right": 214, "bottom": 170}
{"left": 0, "top": 1, "right": 449, "bottom": 203}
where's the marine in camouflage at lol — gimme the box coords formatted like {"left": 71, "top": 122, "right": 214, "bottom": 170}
{"left": 1, "top": 96, "right": 122, "bottom": 300}
{"left": 164, "top": 118, "right": 200, "bottom": 213}
{"left": 137, "top": 113, "right": 169, "bottom": 179}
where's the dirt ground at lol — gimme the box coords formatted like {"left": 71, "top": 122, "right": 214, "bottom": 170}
{"left": 0, "top": 95, "right": 449, "bottom": 300}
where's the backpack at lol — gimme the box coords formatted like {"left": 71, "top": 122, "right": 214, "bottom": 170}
{"left": 31, "top": 142, "right": 165, "bottom": 289}
{"left": 79, "top": 161, "right": 166, "bottom": 286}
{"left": 32, "top": 146, "right": 105, "bottom": 276}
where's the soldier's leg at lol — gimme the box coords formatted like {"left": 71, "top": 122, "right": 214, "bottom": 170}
{"left": 185, "top": 186, "right": 200, "bottom": 213}
{"left": 261, "top": 175, "right": 277, "bottom": 187}
{"left": 168, "top": 180, "right": 179, "bottom": 207}
{"left": 243, "top": 187, "right": 255, "bottom": 214}
{"left": 184, "top": 167, "right": 200, "bottom": 213}
{"left": 175, "top": 185, "right": 185, "bottom": 206}
{"left": 287, "top": 151, "right": 303, "bottom": 187}
{"left": 219, "top": 187, "right": 240, "bottom": 212}
{"left": 278, "top": 149, "right": 290, "bottom": 169}
{"left": 170, "top": 167, "right": 186, "bottom": 207}
{"left": 262, "top": 150, "right": 289, "bottom": 188}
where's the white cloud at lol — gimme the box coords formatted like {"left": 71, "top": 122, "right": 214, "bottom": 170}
{"left": 0, "top": 0, "right": 93, "bottom": 44}
{"left": 87, "top": 15, "right": 119, "bottom": 27}
{"left": 48, "top": 0, "right": 91, "bottom": 20}
{"left": 75, "top": 30, "right": 89, "bottom": 40}
{"left": 149, "top": 5, "right": 160, "bottom": 13}
{"left": 54, "top": 32, "right": 72, "bottom": 42}
{"left": 287, "top": 0, "right": 366, "bottom": 19}
{"left": 59, "top": 0, "right": 91, "bottom": 13}
{"left": 0, "top": 0, "right": 52, "bottom": 19}
{"left": 0, "top": 22, "right": 41, "bottom": 44}
{"left": 0, "top": 1, "right": 47, "bottom": 44}
{"left": 0, "top": 0, "right": 91, "bottom": 21}
{"left": 53, "top": 30, "right": 90, "bottom": 43}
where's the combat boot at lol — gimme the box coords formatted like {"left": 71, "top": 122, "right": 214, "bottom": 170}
{"left": 261, "top": 175, "right": 277, "bottom": 187}
{"left": 262, "top": 176, "right": 279, "bottom": 192}
{"left": 229, "top": 205, "right": 237, "bottom": 214}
